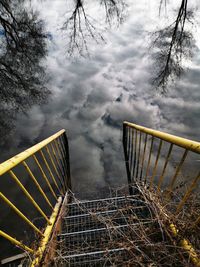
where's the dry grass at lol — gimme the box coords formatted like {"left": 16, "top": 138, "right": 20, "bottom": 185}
{"left": 51, "top": 184, "right": 200, "bottom": 267}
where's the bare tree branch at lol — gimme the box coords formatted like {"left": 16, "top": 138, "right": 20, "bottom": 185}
{"left": 62, "top": 0, "right": 126, "bottom": 56}
{"left": 151, "top": 0, "right": 195, "bottom": 94}
{"left": 0, "top": 0, "right": 49, "bottom": 137}
{"left": 100, "top": 0, "right": 126, "bottom": 26}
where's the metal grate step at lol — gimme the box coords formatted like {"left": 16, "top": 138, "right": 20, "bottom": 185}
{"left": 55, "top": 248, "right": 133, "bottom": 267}
{"left": 66, "top": 195, "right": 145, "bottom": 216}
{"left": 62, "top": 206, "right": 150, "bottom": 233}
{"left": 56, "top": 195, "right": 155, "bottom": 263}
{"left": 55, "top": 194, "right": 165, "bottom": 266}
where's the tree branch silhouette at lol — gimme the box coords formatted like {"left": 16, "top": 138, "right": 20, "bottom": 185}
{"left": 100, "top": 0, "right": 126, "bottom": 26}
{"left": 0, "top": 0, "right": 49, "bottom": 137}
{"left": 151, "top": 0, "right": 194, "bottom": 93}
{"left": 62, "top": 0, "right": 126, "bottom": 56}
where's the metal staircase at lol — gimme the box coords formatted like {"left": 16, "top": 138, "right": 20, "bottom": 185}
{"left": 55, "top": 194, "right": 153, "bottom": 266}
{"left": 0, "top": 121, "right": 200, "bottom": 266}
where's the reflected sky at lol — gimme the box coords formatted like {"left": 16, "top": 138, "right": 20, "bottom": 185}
{"left": 0, "top": 0, "right": 200, "bottom": 197}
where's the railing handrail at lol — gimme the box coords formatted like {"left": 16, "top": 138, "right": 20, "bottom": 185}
{"left": 0, "top": 129, "right": 65, "bottom": 176}
{"left": 124, "top": 121, "right": 200, "bottom": 154}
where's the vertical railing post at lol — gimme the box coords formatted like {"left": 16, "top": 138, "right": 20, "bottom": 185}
{"left": 123, "top": 123, "right": 133, "bottom": 195}
{"left": 63, "top": 132, "right": 72, "bottom": 192}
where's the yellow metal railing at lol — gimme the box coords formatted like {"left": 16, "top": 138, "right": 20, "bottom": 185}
{"left": 1, "top": 123, "right": 199, "bottom": 265}
{"left": 123, "top": 121, "right": 200, "bottom": 265}
{"left": 0, "top": 129, "right": 71, "bottom": 264}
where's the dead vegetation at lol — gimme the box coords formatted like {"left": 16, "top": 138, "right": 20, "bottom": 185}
{"left": 51, "top": 184, "right": 200, "bottom": 267}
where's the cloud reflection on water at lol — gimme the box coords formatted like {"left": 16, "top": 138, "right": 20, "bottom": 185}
{"left": 0, "top": 0, "right": 200, "bottom": 198}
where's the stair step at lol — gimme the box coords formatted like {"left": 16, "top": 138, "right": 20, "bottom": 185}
{"left": 58, "top": 221, "right": 155, "bottom": 255}
{"left": 55, "top": 248, "right": 131, "bottom": 266}
{"left": 67, "top": 195, "right": 144, "bottom": 216}
{"left": 62, "top": 209, "right": 150, "bottom": 233}
{"left": 56, "top": 195, "right": 156, "bottom": 265}
{"left": 67, "top": 195, "right": 136, "bottom": 206}
{"left": 64, "top": 204, "right": 146, "bottom": 219}
{"left": 60, "top": 221, "right": 153, "bottom": 236}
